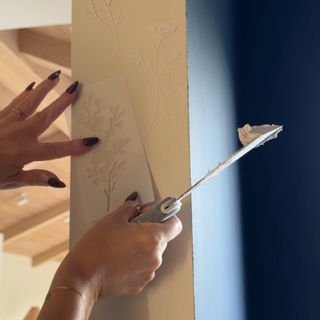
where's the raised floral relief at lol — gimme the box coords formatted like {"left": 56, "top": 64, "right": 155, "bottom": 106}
{"left": 77, "top": 92, "right": 130, "bottom": 211}
{"left": 83, "top": 1, "right": 182, "bottom": 132}
{"left": 84, "top": 0, "right": 124, "bottom": 52}
{"left": 127, "top": 22, "right": 181, "bottom": 132}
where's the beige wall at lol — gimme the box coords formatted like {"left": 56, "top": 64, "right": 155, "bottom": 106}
{"left": 0, "top": 252, "right": 59, "bottom": 320}
{"left": 71, "top": 0, "right": 194, "bottom": 319}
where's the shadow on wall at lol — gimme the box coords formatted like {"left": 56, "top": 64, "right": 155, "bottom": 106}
{"left": 235, "top": 1, "right": 320, "bottom": 320}
{"left": 188, "top": 0, "right": 245, "bottom": 320}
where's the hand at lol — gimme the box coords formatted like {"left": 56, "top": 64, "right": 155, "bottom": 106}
{"left": 52, "top": 199, "right": 183, "bottom": 305}
{"left": 0, "top": 71, "right": 99, "bottom": 189}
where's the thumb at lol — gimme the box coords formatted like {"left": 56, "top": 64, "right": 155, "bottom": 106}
{"left": 7, "top": 169, "right": 66, "bottom": 188}
{"left": 103, "top": 202, "right": 140, "bottom": 223}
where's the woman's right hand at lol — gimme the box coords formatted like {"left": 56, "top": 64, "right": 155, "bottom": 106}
{"left": 49, "top": 199, "right": 183, "bottom": 306}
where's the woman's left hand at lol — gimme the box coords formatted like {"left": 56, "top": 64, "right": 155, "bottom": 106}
{"left": 0, "top": 71, "right": 99, "bottom": 189}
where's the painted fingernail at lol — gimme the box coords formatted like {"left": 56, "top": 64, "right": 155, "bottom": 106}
{"left": 48, "top": 70, "right": 61, "bottom": 81}
{"left": 66, "top": 81, "right": 79, "bottom": 94}
{"left": 25, "top": 81, "right": 35, "bottom": 91}
{"left": 82, "top": 137, "right": 100, "bottom": 147}
{"left": 125, "top": 191, "right": 138, "bottom": 202}
{"left": 48, "top": 178, "right": 66, "bottom": 188}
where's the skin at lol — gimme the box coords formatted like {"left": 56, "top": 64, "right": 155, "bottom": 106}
{"left": 0, "top": 73, "right": 183, "bottom": 319}
{"left": 38, "top": 201, "right": 182, "bottom": 320}
{"left": 0, "top": 74, "right": 94, "bottom": 189}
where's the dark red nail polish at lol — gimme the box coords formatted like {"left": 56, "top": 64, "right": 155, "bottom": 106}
{"left": 25, "top": 81, "right": 35, "bottom": 91}
{"left": 48, "top": 178, "right": 66, "bottom": 188}
{"left": 125, "top": 192, "right": 138, "bottom": 202}
{"left": 82, "top": 137, "right": 100, "bottom": 147}
{"left": 48, "top": 70, "right": 61, "bottom": 81}
{"left": 66, "top": 81, "right": 79, "bottom": 94}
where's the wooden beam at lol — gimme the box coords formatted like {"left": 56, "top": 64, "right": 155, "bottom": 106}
{"left": 0, "top": 30, "right": 69, "bottom": 136}
{"left": 2, "top": 201, "right": 69, "bottom": 245}
{"left": 21, "top": 26, "right": 71, "bottom": 77}
{"left": 24, "top": 307, "right": 40, "bottom": 320}
{"left": 24, "top": 53, "right": 71, "bottom": 78}
{"left": 0, "top": 82, "right": 16, "bottom": 108}
{"left": 32, "top": 240, "right": 69, "bottom": 267}
{"left": 38, "top": 128, "right": 69, "bottom": 142}
{"left": 19, "top": 29, "right": 71, "bottom": 68}
{"left": 28, "top": 26, "right": 71, "bottom": 43}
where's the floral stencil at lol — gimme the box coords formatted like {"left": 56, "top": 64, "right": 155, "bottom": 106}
{"left": 77, "top": 92, "right": 130, "bottom": 211}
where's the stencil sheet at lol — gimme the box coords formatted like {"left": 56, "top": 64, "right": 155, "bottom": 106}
{"left": 71, "top": 76, "right": 154, "bottom": 226}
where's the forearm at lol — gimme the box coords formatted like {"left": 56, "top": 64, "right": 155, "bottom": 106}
{"left": 38, "top": 258, "right": 98, "bottom": 320}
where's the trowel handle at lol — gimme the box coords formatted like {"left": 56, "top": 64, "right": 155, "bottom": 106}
{"left": 130, "top": 197, "right": 182, "bottom": 223}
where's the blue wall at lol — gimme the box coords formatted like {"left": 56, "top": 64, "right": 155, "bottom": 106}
{"left": 235, "top": 1, "right": 320, "bottom": 319}
{"left": 188, "top": 0, "right": 320, "bottom": 319}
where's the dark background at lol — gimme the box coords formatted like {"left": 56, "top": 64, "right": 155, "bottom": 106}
{"left": 235, "top": 1, "right": 320, "bottom": 319}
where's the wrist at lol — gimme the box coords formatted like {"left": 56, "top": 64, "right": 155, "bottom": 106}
{"left": 51, "top": 253, "right": 100, "bottom": 310}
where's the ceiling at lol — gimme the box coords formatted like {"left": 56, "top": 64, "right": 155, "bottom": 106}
{"left": 0, "top": 26, "right": 72, "bottom": 266}
{"left": 0, "top": 1, "right": 71, "bottom": 30}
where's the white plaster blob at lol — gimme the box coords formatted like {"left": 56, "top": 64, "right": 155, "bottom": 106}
{"left": 238, "top": 124, "right": 282, "bottom": 146}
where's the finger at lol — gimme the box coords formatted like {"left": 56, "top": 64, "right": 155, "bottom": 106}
{"left": 125, "top": 191, "right": 139, "bottom": 202}
{"left": 23, "top": 81, "right": 79, "bottom": 137}
{"left": 141, "top": 205, "right": 153, "bottom": 214}
{"left": 91, "top": 201, "right": 140, "bottom": 226}
{"left": 160, "top": 242, "right": 168, "bottom": 255}
{"left": 0, "top": 82, "right": 35, "bottom": 119}
{"left": 5, "top": 169, "right": 66, "bottom": 188}
{"left": 111, "top": 201, "right": 141, "bottom": 222}
{"left": 5, "top": 70, "right": 61, "bottom": 122}
{"left": 154, "top": 216, "right": 183, "bottom": 242}
{"left": 29, "top": 137, "right": 100, "bottom": 162}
